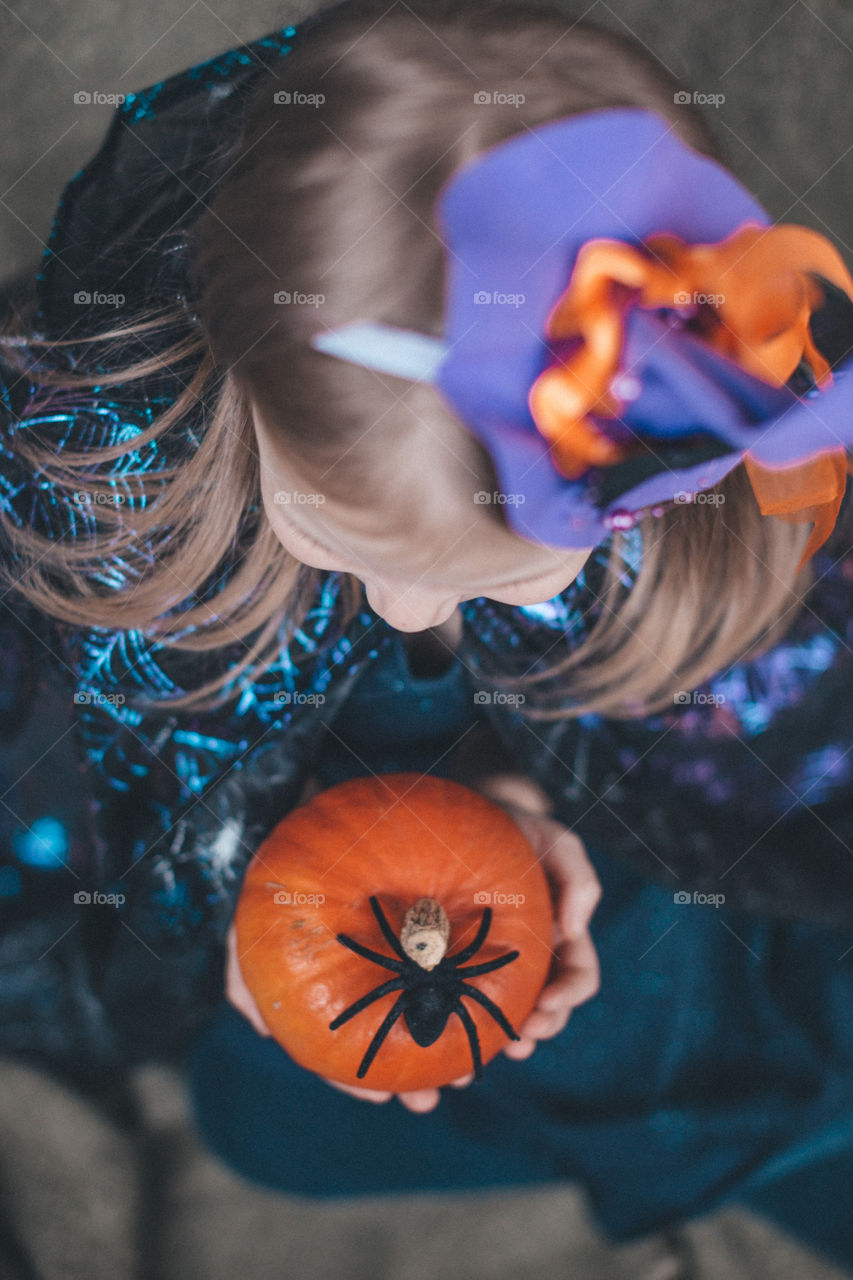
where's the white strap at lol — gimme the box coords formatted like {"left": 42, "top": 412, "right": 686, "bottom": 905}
{"left": 309, "top": 322, "right": 446, "bottom": 382}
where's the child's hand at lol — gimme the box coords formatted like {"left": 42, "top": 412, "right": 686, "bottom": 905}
{"left": 493, "top": 804, "right": 602, "bottom": 1051}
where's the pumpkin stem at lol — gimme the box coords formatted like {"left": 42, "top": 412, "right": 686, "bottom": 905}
{"left": 400, "top": 897, "right": 450, "bottom": 970}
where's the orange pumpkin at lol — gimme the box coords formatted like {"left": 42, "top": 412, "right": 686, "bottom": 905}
{"left": 234, "top": 772, "right": 555, "bottom": 1092}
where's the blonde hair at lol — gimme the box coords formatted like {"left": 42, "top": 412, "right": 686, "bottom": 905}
{"left": 0, "top": 0, "right": 826, "bottom": 720}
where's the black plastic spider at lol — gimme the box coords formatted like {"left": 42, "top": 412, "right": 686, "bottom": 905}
{"left": 328, "top": 894, "right": 521, "bottom": 1082}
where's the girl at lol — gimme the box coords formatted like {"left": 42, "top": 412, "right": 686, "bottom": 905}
{"left": 3, "top": 0, "right": 853, "bottom": 1257}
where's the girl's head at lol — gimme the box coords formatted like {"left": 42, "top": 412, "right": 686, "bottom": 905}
{"left": 252, "top": 398, "right": 594, "bottom": 633}
{"left": 189, "top": 0, "right": 720, "bottom": 632}
{"left": 0, "top": 0, "right": 824, "bottom": 715}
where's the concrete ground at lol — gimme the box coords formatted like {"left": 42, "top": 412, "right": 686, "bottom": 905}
{"left": 1, "top": 1, "right": 853, "bottom": 1277}
{"left": 1, "top": 1056, "right": 853, "bottom": 1280}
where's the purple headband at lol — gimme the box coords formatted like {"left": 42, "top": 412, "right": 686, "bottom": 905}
{"left": 309, "top": 108, "right": 853, "bottom": 549}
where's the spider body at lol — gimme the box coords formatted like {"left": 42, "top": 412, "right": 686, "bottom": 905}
{"left": 328, "top": 894, "right": 522, "bottom": 1082}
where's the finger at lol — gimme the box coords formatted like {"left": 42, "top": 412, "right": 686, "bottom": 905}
{"left": 511, "top": 815, "right": 602, "bottom": 940}
{"left": 513, "top": 934, "right": 600, "bottom": 1042}
{"left": 448, "top": 1072, "right": 475, "bottom": 1088}
{"left": 240, "top": 1002, "right": 273, "bottom": 1038}
{"left": 502, "top": 1035, "right": 536, "bottom": 1060}
{"left": 562, "top": 873, "right": 603, "bottom": 940}
{"left": 324, "top": 1078, "right": 393, "bottom": 1104}
{"left": 225, "top": 932, "right": 273, "bottom": 1037}
{"left": 226, "top": 977, "right": 272, "bottom": 1036}
{"left": 537, "top": 932, "right": 601, "bottom": 1011}
{"left": 517, "top": 1006, "right": 571, "bottom": 1040}
{"left": 533, "top": 968, "right": 597, "bottom": 1020}
{"left": 548, "top": 838, "right": 603, "bottom": 939}
{"left": 396, "top": 1089, "right": 441, "bottom": 1113}
{"left": 561, "top": 930, "right": 602, "bottom": 1005}
{"left": 225, "top": 964, "right": 270, "bottom": 1036}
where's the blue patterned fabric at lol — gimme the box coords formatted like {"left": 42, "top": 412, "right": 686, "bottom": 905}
{"left": 3, "top": 14, "right": 853, "bottom": 1248}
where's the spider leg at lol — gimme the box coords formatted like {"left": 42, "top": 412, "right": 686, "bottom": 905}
{"left": 455, "top": 949, "right": 519, "bottom": 979}
{"left": 355, "top": 992, "right": 407, "bottom": 1079}
{"left": 446, "top": 907, "right": 492, "bottom": 966}
{"left": 452, "top": 998, "right": 484, "bottom": 1082}
{"left": 335, "top": 931, "right": 404, "bottom": 972}
{"left": 460, "top": 982, "right": 521, "bottom": 1042}
{"left": 328, "top": 976, "right": 406, "bottom": 1030}
{"left": 367, "top": 895, "right": 409, "bottom": 962}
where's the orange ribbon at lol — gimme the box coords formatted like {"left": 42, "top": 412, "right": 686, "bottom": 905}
{"left": 528, "top": 223, "right": 853, "bottom": 571}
